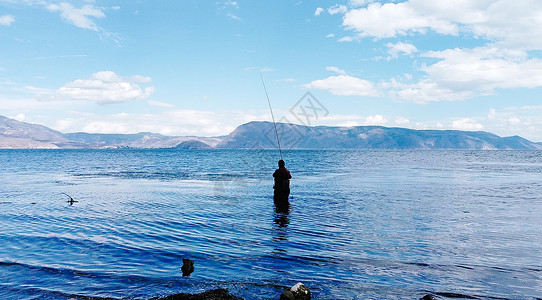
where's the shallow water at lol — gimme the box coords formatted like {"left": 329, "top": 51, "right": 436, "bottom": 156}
{"left": 1, "top": 149, "right": 541, "bottom": 299}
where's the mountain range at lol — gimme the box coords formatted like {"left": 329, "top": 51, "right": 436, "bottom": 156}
{"left": 1, "top": 115, "right": 541, "bottom": 150}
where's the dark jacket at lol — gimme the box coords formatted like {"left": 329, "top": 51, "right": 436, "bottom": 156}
{"left": 273, "top": 167, "right": 291, "bottom": 196}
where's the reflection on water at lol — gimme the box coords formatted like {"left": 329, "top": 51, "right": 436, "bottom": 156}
{"left": 272, "top": 200, "right": 291, "bottom": 281}
{"left": 272, "top": 201, "right": 290, "bottom": 255}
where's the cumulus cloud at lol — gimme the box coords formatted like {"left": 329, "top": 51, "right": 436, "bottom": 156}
{"left": 0, "top": 15, "right": 15, "bottom": 26}
{"left": 13, "top": 113, "right": 26, "bottom": 121}
{"left": 384, "top": 46, "right": 542, "bottom": 102}
{"left": 365, "top": 114, "right": 388, "bottom": 126}
{"left": 303, "top": 75, "right": 378, "bottom": 97}
{"left": 328, "top": 4, "right": 347, "bottom": 15}
{"left": 306, "top": 45, "right": 542, "bottom": 103}
{"left": 452, "top": 118, "right": 484, "bottom": 131}
{"left": 56, "top": 71, "right": 155, "bottom": 104}
{"left": 395, "top": 116, "right": 410, "bottom": 125}
{"left": 349, "top": 0, "right": 374, "bottom": 7}
{"left": 338, "top": 0, "right": 542, "bottom": 49}
{"left": 342, "top": 2, "right": 458, "bottom": 38}
{"left": 421, "top": 47, "right": 542, "bottom": 91}
{"left": 310, "top": 0, "right": 542, "bottom": 102}
{"left": 383, "top": 78, "right": 479, "bottom": 103}
{"left": 47, "top": 2, "right": 105, "bottom": 31}
{"left": 314, "top": 7, "right": 324, "bottom": 16}
{"left": 386, "top": 42, "right": 418, "bottom": 60}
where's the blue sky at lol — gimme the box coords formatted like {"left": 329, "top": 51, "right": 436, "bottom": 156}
{"left": 1, "top": 0, "right": 542, "bottom": 141}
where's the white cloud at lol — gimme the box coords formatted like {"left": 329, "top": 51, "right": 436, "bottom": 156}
{"left": 328, "top": 4, "right": 347, "bottom": 15}
{"left": 349, "top": 0, "right": 374, "bottom": 7}
{"left": 421, "top": 47, "right": 542, "bottom": 91}
{"left": 56, "top": 71, "right": 155, "bottom": 104}
{"left": 386, "top": 42, "right": 418, "bottom": 60}
{"left": 314, "top": 7, "right": 324, "bottom": 16}
{"left": 488, "top": 108, "right": 496, "bottom": 120}
{"left": 326, "top": 33, "right": 335, "bottom": 38}
{"left": 325, "top": 66, "right": 347, "bottom": 75}
{"left": 337, "top": 36, "right": 353, "bottom": 42}
{"left": 365, "top": 114, "right": 388, "bottom": 126}
{"left": 219, "top": 0, "right": 241, "bottom": 21}
{"left": 337, "top": 0, "right": 542, "bottom": 50}
{"left": 383, "top": 78, "right": 478, "bottom": 103}
{"left": 223, "top": 0, "right": 239, "bottom": 9}
{"left": 47, "top": 2, "right": 105, "bottom": 31}
{"left": 395, "top": 116, "right": 410, "bottom": 125}
{"left": 308, "top": 46, "right": 542, "bottom": 102}
{"left": 483, "top": 105, "right": 542, "bottom": 141}
{"left": 381, "top": 46, "right": 542, "bottom": 102}
{"left": 0, "top": 15, "right": 15, "bottom": 26}
{"left": 49, "top": 109, "right": 264, "bottom": 136}
{"left": 11, "top": 113, "right": 26, "bottom": 121}
{"left": 343, "top": 2, "right": 458, "bottom": 38}
{"left": 508, "top": 116, "right": 521, "bottom": 125}
{"left": 452, "top": 118, "right": 484, "bottom": 131}
{"left": 303, "top": 75, "right": 378, "bottom": 96}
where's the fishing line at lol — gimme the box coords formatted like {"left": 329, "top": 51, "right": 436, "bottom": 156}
{"left": 258, "top": 68, "right": 283, "bottom": 160}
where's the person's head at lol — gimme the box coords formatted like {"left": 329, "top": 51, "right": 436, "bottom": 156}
{"left": 278, "top": 160, "right": 285, "bottom": 168}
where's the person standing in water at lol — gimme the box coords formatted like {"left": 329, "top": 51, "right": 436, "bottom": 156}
{"left": 273, "top": 160, "right": 291, "bottom": 202}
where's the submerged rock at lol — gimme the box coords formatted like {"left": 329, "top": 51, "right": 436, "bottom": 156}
{"left": 152, "top": 288, "right": 243, "bottom": 300}
{"left": 279, "top": 290, "right": 295, "bottom": 300}
{"left": 181, "top": 258, "right": 194, "bottom": 276}
{"left": 280, "top": 282, "right": 310, "bottom": 300}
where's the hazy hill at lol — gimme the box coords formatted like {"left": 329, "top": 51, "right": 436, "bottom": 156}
{"left": 1, "top": 116, "right": 541, "bottom": 150}
{"left": 216, "top": 121, "right": 542, "bottom": 150}
{"left": 0, "top": 115, "right": 69, "bottom": 149}
{"left": 0, "top": 116, "right": 220, "bottom": 149}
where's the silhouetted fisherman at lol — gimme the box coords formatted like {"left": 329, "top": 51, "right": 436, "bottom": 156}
{"left": 273, "top": 160, "right": 291, "bottom": 205}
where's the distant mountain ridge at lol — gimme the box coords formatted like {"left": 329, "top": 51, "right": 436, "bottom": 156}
{"left": 217, "top": 121, "right": 542, "bottom": 150}
{"left": 1, "top": 115, "right": 541, "bottom": 150}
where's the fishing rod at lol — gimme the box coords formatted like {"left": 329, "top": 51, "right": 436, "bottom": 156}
{"left": 258, "top": 68, "right": 283, "bottom": 160}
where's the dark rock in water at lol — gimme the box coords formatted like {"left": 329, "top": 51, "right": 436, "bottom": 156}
{"left": 281, "top": 282, "right": 310, "bottom": 300}
{"left": 181, "top": 258, "right": 194, "bottom": 276}
{"left": 279, "top": 290, "right": 295, "bottom": 300}
{"left": 151, "top": 288, "right": 243, "bottom": 300}
{"left": 421, "top": 295, "right": 436, "bottom": 300}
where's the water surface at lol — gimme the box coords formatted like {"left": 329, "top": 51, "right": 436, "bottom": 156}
{"left": 1, "top": 149, "right": 541, "bottom": 299}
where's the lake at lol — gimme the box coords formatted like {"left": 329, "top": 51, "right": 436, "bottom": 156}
{"left": 1, "top": 149, "right": 541, "bottom": 299}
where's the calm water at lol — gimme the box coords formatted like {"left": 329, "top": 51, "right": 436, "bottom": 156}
{"left": 1, "top": 149, "right": 541, "bottom": 299}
